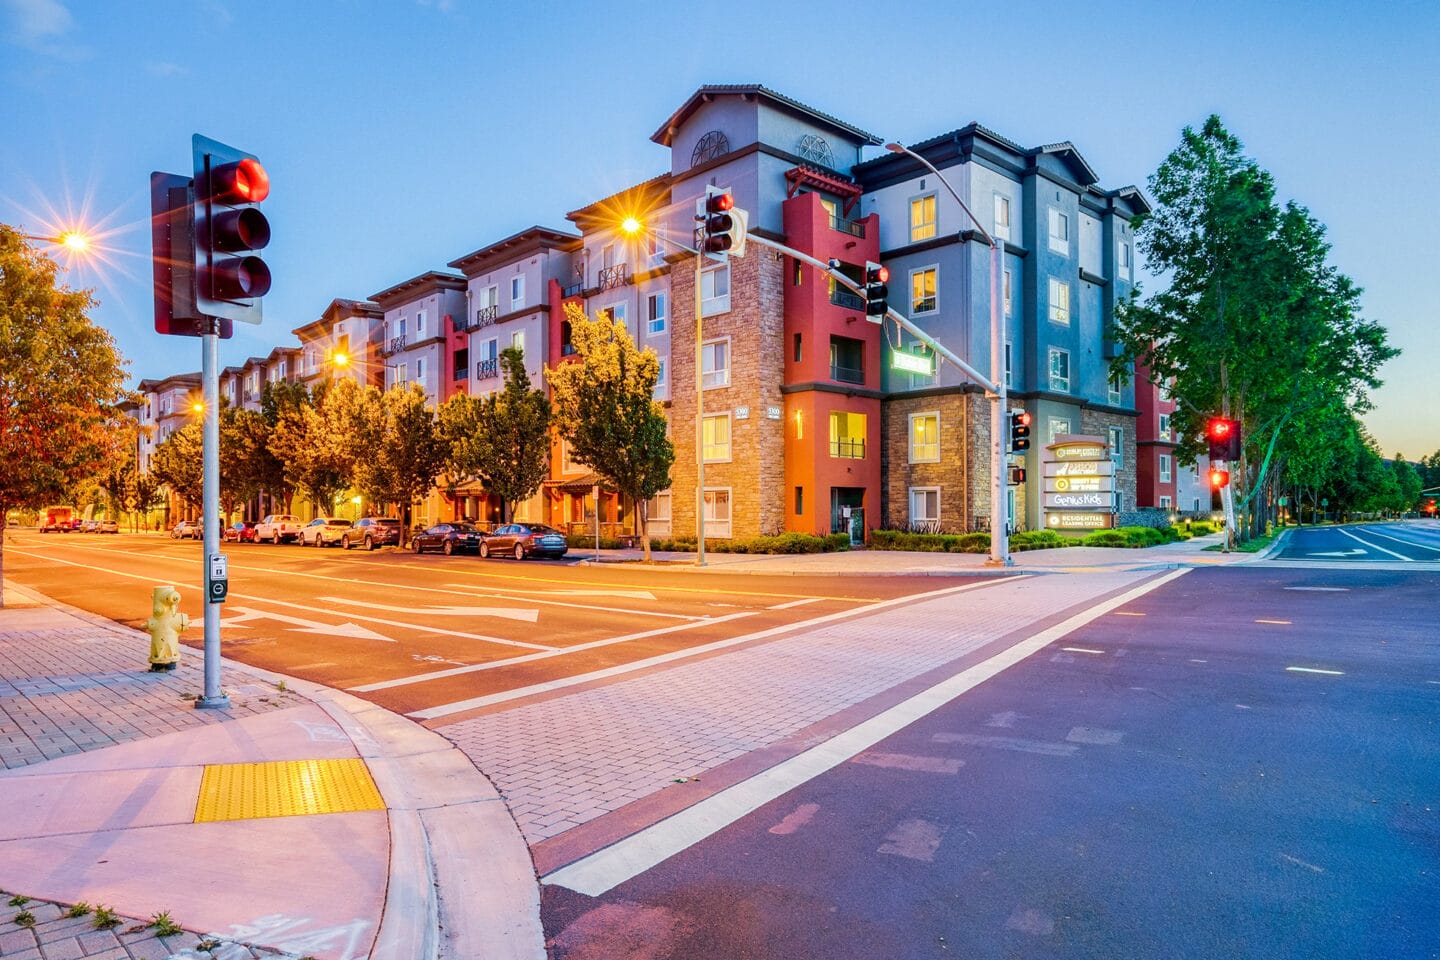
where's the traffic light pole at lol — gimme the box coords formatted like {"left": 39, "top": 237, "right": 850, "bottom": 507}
{"left": 197, "top": 321, "right": 228, "bottom": 708}
{"left": 694, "top": 237, "right": 706, "bottom": 567}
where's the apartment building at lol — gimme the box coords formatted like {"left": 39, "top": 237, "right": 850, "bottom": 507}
{"left": 371, "top": 272, "right": 467, "bottom": 407}
{"left": 295, "top": 298, "right": 385, "bottom": 389}
{"left": 1134, "top": 359, "right": 1179, "bottom": 510}
{"left": 134, "top": 372, "right": 201, "bottom": 472}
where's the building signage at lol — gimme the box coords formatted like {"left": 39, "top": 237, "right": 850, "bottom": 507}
{"left": 1043, "top": 461, "right": 1116, "bottom": 478}
{"left": 1051, "top": 475, "right": 1104, "bottom": 492}
{"left": 1044, "top": 492, "right": 1109, "bottom": 509}
{"left": 1054, "top": 443, "right": 1109, "bottom": 461}
{"left": 1045, "top": 511, "right": 1114, "bottom": 530}
{"left": 890, "top": 350, "right": 935, "bottom": 377}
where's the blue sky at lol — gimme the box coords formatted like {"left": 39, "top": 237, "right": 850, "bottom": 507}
{"left": 3, "top": 0, "right": 1436, "bottom": 458}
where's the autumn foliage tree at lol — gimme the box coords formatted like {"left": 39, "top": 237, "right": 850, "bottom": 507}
{"left": 0, "top": 224, "right": 130, "bottom": 605}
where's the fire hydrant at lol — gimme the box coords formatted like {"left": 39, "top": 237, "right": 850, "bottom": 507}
{"left": 145, "top": 585, "right": 189, "bottom": 672}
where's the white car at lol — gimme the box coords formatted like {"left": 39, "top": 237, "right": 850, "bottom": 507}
{"left": 256, "top": 514, "right": 302, "bottom": 544}
{"left": 300, "top": 517, "right": 352, "bottom": 547}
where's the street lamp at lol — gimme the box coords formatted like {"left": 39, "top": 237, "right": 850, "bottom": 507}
{"left": 884, "top": 142, "right": 1011, "bottom": 566}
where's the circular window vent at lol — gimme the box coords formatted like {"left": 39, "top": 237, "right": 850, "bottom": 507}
{"left": 797, "top": 134, "right": 834, "bottom": 168}
{"left": 691, "top": 130, "right": 731, "bottom": 167}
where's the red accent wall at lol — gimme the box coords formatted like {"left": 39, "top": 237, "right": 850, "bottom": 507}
{"left": 443, "top": 312, "right": 466, "bottom": 401}
{"left": 1134, "top": 357, "right": 1178, "bottom": 507}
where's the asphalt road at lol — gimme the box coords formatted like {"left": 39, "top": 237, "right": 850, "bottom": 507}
{"left": 1, "top": 530, "right": 953, "bottom": 719}
{"left": 1275, "top": 520, "right": 1440, "bottom": 563}
{"left": 541, "top": 564, "right": 1440, "bottom": 960}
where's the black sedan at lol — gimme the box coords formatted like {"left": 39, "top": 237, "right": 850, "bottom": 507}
{"left": 479, "top": 522, "right": 569, "bottom": 560}
{"left": 412, "top": 522, "right": 483, "bottom": 556}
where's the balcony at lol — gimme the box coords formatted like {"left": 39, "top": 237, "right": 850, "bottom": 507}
{"left": 829, "top": 214, "right": 866, "bottom": 238}
{"left": 382, "top": 335, "right": 406, "bottom": 357}
{"left": 829, "top": 438, "right": 866, "bottom": 459}
{"left": 475, "top": 357, "right": 499, "bottom": 380}
{"left": 830, "top": 364, "right": 864, "bottom": 385}
{"left": 561, "top": 280, "right": 584, "bottom": 299}
{"left": 597, "top": 263, "right": 629, "bottom": 292}
{"left": 829, "top": 288, "right": 864, "bottom": 311}
{"left": 469, "top": 304, "right": 498, "bottom": 331}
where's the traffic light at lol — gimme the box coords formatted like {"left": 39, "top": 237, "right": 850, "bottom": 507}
{"left": 1008, "top": 466, "right": 1027, "bottom": 485}
{"left": 192, "top": 135, "right": 271, "bottom": 327}
{"left": 1209, "top": 467, "right": 1230, "bottom": 490}
{"left": 150, "top": 171, "right": 207, "bottom": 337}
{"left": 1009, "top": 410, "right": 1032, "bottom": 452}
{"left": 863, "top": 261, "right": 890, "bottom": 321}
{"left": 1206, "top": 417, "right": 1242, "bottom": 461}
{"left": 697, "top": 186, "right": 748, "bottom": 259}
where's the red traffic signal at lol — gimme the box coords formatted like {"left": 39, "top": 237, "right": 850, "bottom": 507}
{"left": 1206, "top": 416, "right": 1242, "bottom": 461}
{"left": 1208, "top": 467, "right": 1230, "bottom": 490}
{"left": 193, "top": 135, "right": 272, "bottom": 323}
{"left": 864, "top": 261, "right": 890, "bottom": 320}
{"left": 1207, "top": 418, "right": 1231, "bottom": 440}
{"left": 1009, "top": 410, "right": 1032, "bottom": 452}
{"left": 699, "top": 188, "right": 744, "bottom": 257}
{"left": 209, "top": 157, "right": 270, "bottom": 204}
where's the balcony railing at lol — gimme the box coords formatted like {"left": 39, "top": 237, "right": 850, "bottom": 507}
{"left": 829, "top": 288, "right": 865, "bottom": 311}
{"left": 383, "top": 335, "right": 406, "bottom": 356}
{"left": 470, "top": 304, "right": 498, "bottom": 330}
{"left": 830, "top": 364, "right": 865, "bottom": 385}
{"left": 830, "top": 438, "right": 866, "bottom": 459}
{"left": 829, "top": 215, "right": 866, "bottom": 238}
{"left": 475, "top": 357, "right": 499, "bottom": 380}
{"left": 561, "top": 281, "right": 584, "bottom": 298}
{"left": 597, "top": 263, "right": 629, "bottom": 291}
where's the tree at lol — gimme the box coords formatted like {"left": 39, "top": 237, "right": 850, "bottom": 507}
{"left": 267, "top": 379, "right": 359, "bottom": 516}
{"left": 151, "top": 422, "right": 204, "bottom": 511}
{"left": 474, "top": 347, "right": 550, "bottom": 521}
{"left": 219, "top": 406, "right": 268, "bottom": 522}
{"left": 0, "top": 224, "right": 130, "bottom": 605}
{"left": 1392, "top": 454, "right": 1422, "bottom": 514}
{"left": 545, "top": 303, "right": 673, "bottom": 559}
{"left": 439, "top": 391, "right": 487, "bottom": 498}
{"left": 132, "top": 471, "right": 162, "bottom": 531}
{"left": 351, "top": 384, "right": 445, "bottom": 539}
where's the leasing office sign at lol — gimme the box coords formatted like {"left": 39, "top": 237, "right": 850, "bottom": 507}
{"left": 1043, "top": 436, "right": 1116, "bottom": 530}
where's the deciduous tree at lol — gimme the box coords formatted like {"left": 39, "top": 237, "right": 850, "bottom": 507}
{"left": 473, "top": 347, "right": 550, "bottom": 522}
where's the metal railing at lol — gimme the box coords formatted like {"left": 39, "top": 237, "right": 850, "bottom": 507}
{"left": 561, "top": 281, "right": 584, "bottom": 298}
{"left": 829, "top": 438, "right": 866, "bottom": 459}
{"left": 597, "top": 263, "right": 629, "bottom": 291}
{"left": 829, "top": 288, "right": 865, "bottom": 311}
{"left": 475, "top": 357, "right": 499, "bottom": 380}
{"left": 383, "top": 335, "right": 406, "bottom": 356}
{"left": 829, "top": 364, "right": 864, "bottom": 385}
{"left": 829, "top": 215, "right": 866, "bottom": 238}
{"left": 471, "top": 304, "right": 498, "bottom": 329}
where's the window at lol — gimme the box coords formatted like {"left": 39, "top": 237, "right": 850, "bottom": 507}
{"left": 795, "top": 486, "right": 804, "bottom": 516}
{"left": 561, "top": 438, "right": 586, "bottom": 474}
{"left": 994, "top": 194, "right": 1011, "bottom": 242}
{"left": 829, "top": 336, "right": 864, "bottom": 385}
{"left": 305, "top": 349, "right": 316, "bottom": 374}
{"left": 701, "top": 264, "right": 730, "bottom": 315}
{"left": 453, "top": 347, "right": 468, "bottom": 381}
{"left": 511, "top": 330, "right": 525, "bottom": 355}
{"left": 278, "top": 360, "right": 287, "bottom": 378}
{"left": 1159, "top": 413, "right": 1171, "bottom": 439}
{"left": 702, "top": 414, "right": 731, "bottom": 462}
{"left": 646, "top": 234, "right": 665, "bottom": 269}
{"left": 1158, "top": 378, "right": 1172, "bottom": 403}
{"left": 910, "top": 194, "right": 937, "bottom": 242}
{"left": 398, "top": 316, "right": 407, "bottom": 339}
{"left": 653, "top": 359, "right": 666, "bottom": 397}
{"left": 703, "top": 488, "right": 731, "bottom": 539}
{"left": 1160, "top": 454, "right": 1173, "bottom": 483}
{"left": 1048, "top": 208, "right": 1070, "bottom": 255}
{"left": 1160, "top": 495, "right": 1173, "bottom": 509}
{"left": 1047, "top": 416, "right": 1071, "bottom": 444}
{"left": 478, "top": 284, "right": 499, "bottom": 310}
{"left": 793, "top": 333, "right": 802, "bottom": 363}
{"left": 1048, "top": 347, "right": 1071, "bottom": 392}
{"left": 415, "top": 358, "right": 425, "bottom": 384}
{"left": 647, "top": 491, "right": 672, "bottom": 522}
{"left": 701, "top": 339, "right": 730, "bottom": 389}
{"left": 910, "top": 487, "right": 941, "bottom": 527}
{"left": 647, "top": 293, "right": 667, "bottom": 335}
{"left": 1109, "top": 426, "right": 1124, "bottom": 465}
{"left": 910, "top": 266, "right": 937, "bottom": 314}
{"left": 1004, "top": 269, "right": 1013, "bottom": 317}
{"left": 604, "top": 302, "right": 627, "bottom": 327}
{"left": 909, "top": 412, "right": 939, "bottom": 463}
{"left": 829, "top": 411, "right": 867, "bottom": 459}
{"left": 1119, "top": 241, "right": 1132, "bottom": 280}
{"left": 396, "top": 362, "right": 408, "bottom": 388}
{"left": 1005, "top": 342, "right": 1013, "bottom": 388}
{"left": 1109, "top": 376, "right": 1122, "bottom": 406}
{"left": 1048, "top": 277, "right": 1070, "bottom": 324}
{"left": 906, "top": 338, "right": 935, "bottom": 388}
{"left": 416, "top": 310, "right": 427, "bottom": 337}
{"left": 511, "top": 276, "right": 526, "bottom": 310}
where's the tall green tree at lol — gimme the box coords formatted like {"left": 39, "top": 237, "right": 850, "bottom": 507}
{"left": 474, "top": 347, "right": 550, "bottom": 521}
{"left": 546, "top": 303, "right": 673, "bottom": 559}
{"left": 267, "top": 379, "right": 361, "bottom": 516}
{"left": 219, "top": 406, "right": 268, "bottom": 522}
{"left": 351, "top": 384, "right": 445, "bottom": 539}
{"left": 151, "top": 422, "right": 204, "bottom": 511}
{"left": 1392, "top": 454, "right": 1422, "bottom": 513}
{"left": 439, "top": 391, "right": 487, "bottom": 498}
{"left": 0, "top": 224, "right": 130, "bottom": 604}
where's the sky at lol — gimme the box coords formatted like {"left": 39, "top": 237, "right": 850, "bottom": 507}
{"left": 3, "top": 0, "right": 1436, "bottom": 459}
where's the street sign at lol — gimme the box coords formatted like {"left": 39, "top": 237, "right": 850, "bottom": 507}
{"left": 891, "top": 349, "right": 934, "bottom": 376}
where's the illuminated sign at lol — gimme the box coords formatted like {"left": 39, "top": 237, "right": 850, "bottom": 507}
{"left": 890, "top": 350, "right": 935, "bottom": 376}
{"left": 1045, "top": 512, "right": 1114, "bottom": 529}
{"left": 1042, "top": 461, "right": 1116, "bottom": 478}
{"left": 1044, "top": 492, "right": 1110, "bottom": 509}
{"left": 1050, "top": 476, "right": 1104, "bottom": 492}
{"left": 1053, "top": 444, "right": 1109, "bottom": 461}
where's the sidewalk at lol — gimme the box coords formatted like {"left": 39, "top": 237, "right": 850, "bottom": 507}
{"left": 0, "top": 581, "right": 542, "bottom": 960}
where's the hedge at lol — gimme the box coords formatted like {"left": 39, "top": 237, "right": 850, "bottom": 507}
{"left": 647, "top": 532, "right": 850, "bottom": 554}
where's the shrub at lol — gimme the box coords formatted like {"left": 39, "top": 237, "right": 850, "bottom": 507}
{"left": 1083, "top": 530, "right": 1134, "bottom": 548}
{"left": 1189, "top": 521, "right": 1216, "bottom": 535}
{"left": 1010, "top": 530, "right": 1078, "bottom": 551}
{"left": 870, "top": 529, "right": 990, "bottom": 553}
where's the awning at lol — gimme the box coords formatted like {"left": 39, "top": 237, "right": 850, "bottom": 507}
{"left": 543, "top": 473, "right": 614, "bottom": 496}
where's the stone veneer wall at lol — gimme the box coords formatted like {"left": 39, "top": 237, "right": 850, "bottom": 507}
{"left": 669, "top": 249, "right": 787, "bottom": 539}
{"left": 1080, "top": 408, "right": 1139, "bottom": 512}
{"left": 881, "top": 389, "right": 997, "bottom": 532}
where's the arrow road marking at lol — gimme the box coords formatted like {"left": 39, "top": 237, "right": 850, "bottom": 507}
{"left": 319, "top": 597, "right": 540, "bottom": 622}
{"left": 1307, "top": 549, "right": 1366, "bottom": 558}
{"left": 224, "top": 606, "right": 394, "bottom": 643}
{"left": 1337, "top": 528, "right": 1414, "bottom": 561}
{"left": 444, "top": 584, "right": 701, "bottom": 620}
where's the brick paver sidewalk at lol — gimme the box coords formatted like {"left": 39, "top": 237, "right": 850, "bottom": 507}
{"left": 443, "top": 569, "right": 1151, "bottom": 844}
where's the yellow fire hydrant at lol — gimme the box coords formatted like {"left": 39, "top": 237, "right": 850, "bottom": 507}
{"left": 146, "top": 585, "right": 189, "bottom": 672}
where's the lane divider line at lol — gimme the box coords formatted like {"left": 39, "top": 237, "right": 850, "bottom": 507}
{"left": 1351, "top": 525, "right": 1440, "bottom": 554}
{"left": 540, "top": 568, "right": 1188, "bottom": 896}
{"left": 1286, "top": 666, "right": 1344, "bottom": 676}
{"left": 402, "top": 578, "right": 1013, "bottom": 718}
{"left": 1337, "top": 528, "right": 1414, "bottom": 562}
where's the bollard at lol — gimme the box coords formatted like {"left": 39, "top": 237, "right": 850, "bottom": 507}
{"left": 145, "top": 585, "right": 190, "bottom": 672}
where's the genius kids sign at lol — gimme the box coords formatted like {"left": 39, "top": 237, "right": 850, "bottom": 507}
{"left": 1043, "top": 436, "right": 1116, "bottom": 530}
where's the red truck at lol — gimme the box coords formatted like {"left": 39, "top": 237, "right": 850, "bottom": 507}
{"left": 40, "top": 506, "right": 76, "bottom": 532}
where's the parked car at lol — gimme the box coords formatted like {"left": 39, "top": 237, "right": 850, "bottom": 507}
{"left": 79, "top": 519, "right": 99, "bottom": 533}
{"left": 170, "top": 520, "right": 202, "bottom": 540}
{"left": 342, "top": 517, "right": 403, "bottom": 551}
{"left": 255, "top": 514, "right": 302, "bottom": 544}
{"left": 480, "top": 522, "right": 569, "bottom": 560}
{"left": 223, "top": 521, "right": 258, "bottom": 543}
{"left": 300, "top": 517, "right": 352, "bottom": 547}
{"left": 412, "top": 522, "right": 483, "bottom": 556}
{"left": 97, "top": 519, "right": 119, "bottom": 534}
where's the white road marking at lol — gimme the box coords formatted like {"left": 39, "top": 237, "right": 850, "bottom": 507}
{"left": 1236, "top": 704, "right": 1252, "bottom": 710}
{"left": 852, "top": 753, "right": 963, "bottom": 774}
{"left": 1066, "top": 727, "right": 1124, "bottom": 745}
{"left": 768, "top": 803, "right": 819, "bottom": 836}
{"left": 320, "top": 596, "right": 540, "bottom": 622}
{"left": 877, "top": 819, "right": 943, "bottom": 862}
{"left": 1279, "top": 852, "right": 1325, "bottom": 873}
{"left": 538, "top": 588, "right": 658, "bottom": 600}
{"left": 401, "top": 579, "right": 1007, "bottom": 714}
{"left": 1112, "top": 611, "right": 1145, "bottom": 617}
{"left": 933, "top": 733, "right": 1078, "bottom": 757}
{"left": 1351, "top": 526, "right": 1440, "bottom": 554}
{"left": 984, "top": 711, "right": 1021, "bottom": 728}
{"left": 769, "top": 597, "right": 822, "bottom": 610}
{"left": 444, "top": 584, "right": 701, "bottom": 620}
{"left": 541, "top": 569, "right": 1189, "bottom": 898}
{"left": 1283, "top": 586, "right": 1349, "bottom": 592}
{"left": 1307, "top": 549, "right": 1366, "bottom": 558}
{"left": 224, "top": 606, "right": 394, "bottom": 643}
{"left": 1337, "top": 528, "right": 1413, "bottom": 561}
{"left": 1287, "top": 666, "right": 1345, "bottom": 676}
{"left": 1255, "top": 619, "right": 1292, "bottom": 625}
{"left": 1189, "top": 659, "right": 1208, "bottom": 663}
{"left": 1061, "top": 646, "right": 1105, "bottom": 654}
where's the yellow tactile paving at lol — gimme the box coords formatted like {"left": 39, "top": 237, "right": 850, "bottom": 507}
{"left": 194, "top": 758, "right": 385, "bottom": 822}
